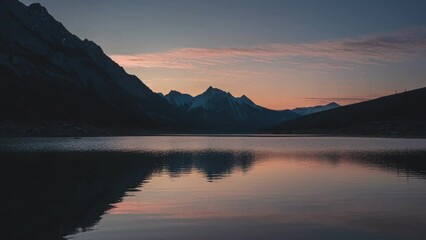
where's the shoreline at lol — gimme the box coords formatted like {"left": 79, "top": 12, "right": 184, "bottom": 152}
{"left": 1, "top": 122, "right": 425, "bottom": 139}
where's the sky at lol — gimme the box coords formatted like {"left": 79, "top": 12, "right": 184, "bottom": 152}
{"left": 22, "top": 0, "right": 426, "bottom": 109}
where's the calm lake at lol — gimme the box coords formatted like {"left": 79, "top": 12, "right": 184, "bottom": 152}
{"left": 1, "top": 136, "right": 426, "bottom": 240}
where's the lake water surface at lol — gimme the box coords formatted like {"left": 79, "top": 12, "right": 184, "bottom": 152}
{"left": 1, "top": 136, "right": 426, "bottom": 240}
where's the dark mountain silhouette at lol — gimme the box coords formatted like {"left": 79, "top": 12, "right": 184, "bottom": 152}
{"left": 0, "top": 150, "right": 255, "bottom": 239}
{"left": 162, "top": 87, "right": 338, "bottom": 131}
{"left": 268, "top": 87, "right": 426, "bottom": 136}
{"left": 0, "top": 0, "right": 182, "bottom": 128}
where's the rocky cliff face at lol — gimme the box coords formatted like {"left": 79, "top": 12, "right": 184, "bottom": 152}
{"left": 0, "top": 0, "right": 178, "bottom": 127}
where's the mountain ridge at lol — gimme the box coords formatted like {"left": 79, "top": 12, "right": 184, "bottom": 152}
{"left": 267, "top": 87, "right": 426, "bottom": 136}
{"left": 163, "top": 87, "right": 339, "bottom": 113}
{"left": 0, "top": 0, "right": 181, "bottom": 128}
{"left": 161, "top": 86, "right": 339, "bottom": 131}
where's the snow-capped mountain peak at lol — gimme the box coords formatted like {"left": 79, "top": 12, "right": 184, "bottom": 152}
{"left": 160, "top": 86, "right": 342, "bottom": 130}
{"left": 160, "top": 86, "right": 300, "bottom": 130}
{"left": 187, "top": 87, "right": 259, "bottom": 111}
{"left": 203, "top": 86, "right": 232, "bottom": 96}
{"left": 162, "top": 86, "right": 265, "bottom": 112}
{"left": 291, "top": 102, "right": 340, "bottom": 116}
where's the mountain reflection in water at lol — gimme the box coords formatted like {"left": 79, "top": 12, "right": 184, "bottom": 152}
{"left": 1, "top": 150, "right": 255, "bottom": 239}
{"left": 0, "top": 137, "right": 425, "bottom": 240}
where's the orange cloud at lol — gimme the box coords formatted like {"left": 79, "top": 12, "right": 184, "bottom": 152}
{"left": 110, "top": 28, "right": 426, "bottom": 70}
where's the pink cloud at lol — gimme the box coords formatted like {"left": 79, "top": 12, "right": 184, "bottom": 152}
{"left": 110, "top": 28, "right": 426, "bottom": 70}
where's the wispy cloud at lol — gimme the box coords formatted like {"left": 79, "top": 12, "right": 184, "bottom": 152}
{"left": 110, "top": 28, "right": 426, "bottom": 70}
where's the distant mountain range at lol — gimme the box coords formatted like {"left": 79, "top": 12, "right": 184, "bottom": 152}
{"left": 0, "top": 0, "right": 339, "bottom": 133}
{"left": 1, "top": 0, "right": 424, "bottom": 136}
{"left": 160, "top": 87, "right": 338, "bottom": 131}
{"left": 268, "top": 87, "right": 426, "bottom": 136}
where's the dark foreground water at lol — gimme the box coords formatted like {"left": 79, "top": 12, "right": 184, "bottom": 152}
{"left": 1, "top": 136, "right": 426, "bottom": 240}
